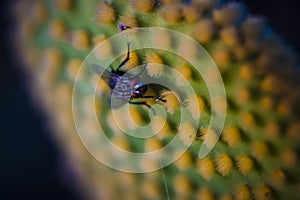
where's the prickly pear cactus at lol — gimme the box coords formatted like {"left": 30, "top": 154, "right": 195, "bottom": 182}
{"left": 15, "top": 0, "right": 300, "bottom": 199}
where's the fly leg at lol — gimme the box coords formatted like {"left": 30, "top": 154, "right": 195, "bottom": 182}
{"left": 116, "top": 42, "right": 131, "bottom": 72}
{"left": 141, "top": 95, "right": 167, "bottom": 103}
{"left": 129, "top": 100, "right": 156, "bottom": 115}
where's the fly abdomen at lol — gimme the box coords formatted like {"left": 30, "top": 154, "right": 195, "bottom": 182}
{"left": 113, "top": 78, "right": 135, "bottom": 99}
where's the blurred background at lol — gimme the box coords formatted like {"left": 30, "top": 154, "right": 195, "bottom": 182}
{"left": 1, "top": 0, "right": 299, "bottom": 199}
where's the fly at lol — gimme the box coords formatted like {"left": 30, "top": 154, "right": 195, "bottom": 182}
{"left": 93, "top": 42, "right": 166, "bottom": 114}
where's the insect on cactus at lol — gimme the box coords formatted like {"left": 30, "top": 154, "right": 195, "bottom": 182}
{"left": 15, "top": 0, "right": 300, "bottom": 199}
{"left": 92, "top": 42, "right": 167, "bottom": 115}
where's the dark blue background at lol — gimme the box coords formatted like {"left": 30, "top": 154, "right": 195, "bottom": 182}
{"left": 1, "top": 1, "right": 83, "bottom": 199}
{"left": 1, "top": 0, "right": 299, "bottom": 199}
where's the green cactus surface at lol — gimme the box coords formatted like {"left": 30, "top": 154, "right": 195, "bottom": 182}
{"left": 15, "top": 0, "right": 300, "bottom": 199}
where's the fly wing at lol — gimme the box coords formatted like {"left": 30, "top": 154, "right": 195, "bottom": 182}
{"left": 93, "top": 64, "right": 127, "bottom": 109}
{"left": 92, "top": 64, "right": 119, "bottom": 89}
